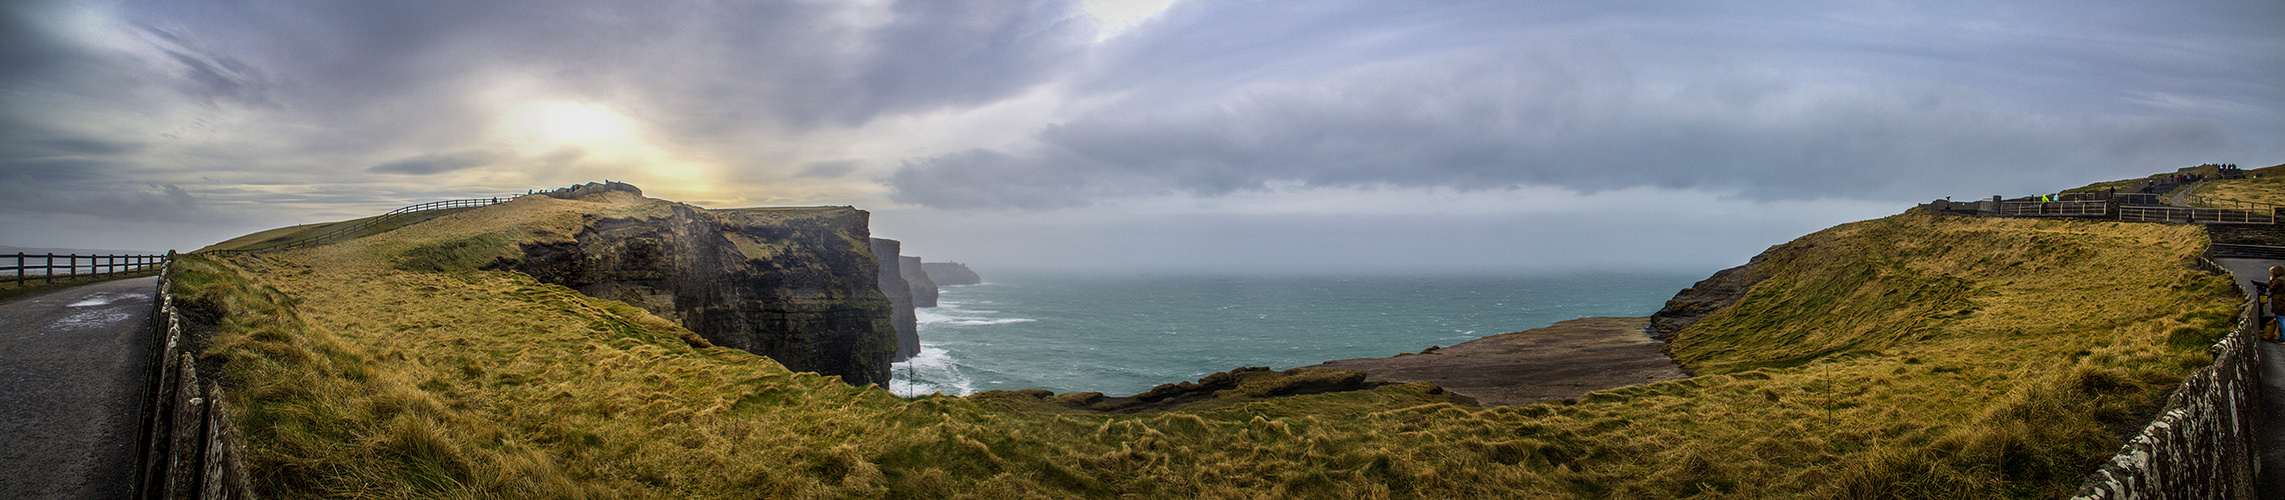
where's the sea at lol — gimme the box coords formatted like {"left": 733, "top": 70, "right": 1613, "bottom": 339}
{"left": 888, "top": 271, "right": 1704, "bottom": 397}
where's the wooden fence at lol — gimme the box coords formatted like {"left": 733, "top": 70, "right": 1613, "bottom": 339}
{"left": 1998, "top": 200, "right": 2110, "bottom": 217}
{"left": 134, "top": 251, "right": 252, "bottom": 498}
{"left": 209, "top": 196, "right": 515, "bottom": 254}
{"left": 3, "top": 253, "right": 166, "bottom": 285}
{"left": 2117, "top": 205, "right": 2274, "bottom": 224}
{"left": 2180, "top": 193, "right": 2285, "bottom": 218}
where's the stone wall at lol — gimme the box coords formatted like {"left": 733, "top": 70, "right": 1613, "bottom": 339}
{"left": 2071, "top": 299, "right": 2263, "bottom": 499}
{"left": 136, "top": 252, "right": 254, "bottom": 498}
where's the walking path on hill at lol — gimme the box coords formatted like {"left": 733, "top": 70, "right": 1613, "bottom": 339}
{"left": 2167, "top": 181, "right": 2205, "bottom": 207}
{"left": 2203, "top": 257, "right": 2285, "bottom": 498}
{"left": 0, "top": 277, "right": 155, "bottom": 499}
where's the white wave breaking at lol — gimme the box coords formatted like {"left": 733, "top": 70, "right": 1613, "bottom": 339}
{"left": 889, "top": 345, "right": 976, "bottom": 397}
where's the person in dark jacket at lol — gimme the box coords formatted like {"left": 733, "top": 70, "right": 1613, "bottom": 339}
{"left": 2268, "top": 266, "right": 2285, "bottom": 341}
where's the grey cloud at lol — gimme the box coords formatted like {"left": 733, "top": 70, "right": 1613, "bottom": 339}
{"left": 569, "top": 0, "right": 1091, "bottom": 142}
{"left": 158, "top": 48, "right": 272, "bottom": 106}
{"left": 0, "top": 121, "right": 148, "bottom": 185}
{"left": 888, "top": 148, "right": 1131, "bottom": 209}
{"left": 0, "top": 1, "right": 104, "bottom": 90}
{"left": 37, "top": 137, "right": 144, "bottom": 156}
{"left": 849, "top": 1, "right": 1091, "bottom": 122}
{"left": 368, "top": 151, "right": 496, "bottom": 175}
{"left": 896, "top": 70, "right": 2235, "bottom": 208}
{"left": 796, "top": 160, "right": 859, "bottom": 179}
{"left": 0, "top": 180, "right": 230, "bottom": 223}
{"left": 890, "top": 1, "right": 2282, "bottom": 209}
{"left": 70, "top": 0, "right": 1094, "bottom": 184}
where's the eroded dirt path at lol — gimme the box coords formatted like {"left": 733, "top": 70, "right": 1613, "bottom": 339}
{"left": 0, "top": 277, "right": 155, "bottom": 499}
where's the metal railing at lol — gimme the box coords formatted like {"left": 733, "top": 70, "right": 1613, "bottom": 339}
{"left": 3, "top": 253, "right": 167, "bottom": 285}
{"left": 1998, "top": 200, "right": 2110, "bottom": 217}
{"left": 208, "top": 196, "right": 516, "bottom": 254}
{"left": 2178, "top": 193, "right": 2281, "bottom": 224}
{"left": 2117, "top": 205, "right": 2273, "bottom": 224}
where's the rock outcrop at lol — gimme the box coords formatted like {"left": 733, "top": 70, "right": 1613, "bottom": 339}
{"left": 871, "top": 239, "right": 920, "bottom": 362}
{"left": 1646, "top": 255, "right": 1771, "bottom": 339}
{"left": 921, "top": 261, "right": 981, "bottom": 286}
{"left": 1308, "top": 317, "right": 1689, "bottom": 406}
{"left": 505, "top": 198, "right": 898, "bottom": 386}
{"left": 538, "top": 180, "right": 642, "bottom": 200}
{"left": 901, "top": 256, "right": 937, "bottom": 308}
{"left": 969, "top": 366, "right": 1476, "bottom": 414}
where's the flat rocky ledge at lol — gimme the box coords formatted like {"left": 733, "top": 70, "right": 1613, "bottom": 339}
{"left": 1305, "top": 316, "right": 1690, "bottom": 407}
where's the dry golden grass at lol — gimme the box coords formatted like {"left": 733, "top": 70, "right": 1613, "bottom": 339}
{"left": 2186, "top": 165, "right": 2285, "bottom": 206}
{"left": 182, "top": 199, "right": 2235, "bottom": 498}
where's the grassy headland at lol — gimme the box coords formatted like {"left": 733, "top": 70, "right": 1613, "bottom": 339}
{"left": 186, "top": 196, "right": 2234, "bottom": 498}
{"left": 2182, "top": 163, "right": 2285, "bottom": 206}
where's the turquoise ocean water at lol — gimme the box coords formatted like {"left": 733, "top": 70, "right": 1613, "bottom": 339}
{"left": 888, "top": 272, "right": 1703, "bottom": 397}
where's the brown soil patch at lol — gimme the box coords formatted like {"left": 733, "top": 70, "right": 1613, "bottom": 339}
{"left": 1305, "top": 316, "right": 1689, "bottom": 407}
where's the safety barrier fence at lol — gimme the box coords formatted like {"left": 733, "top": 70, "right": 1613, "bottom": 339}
{"left": 3, "top": 253, "right": 166, "bottom": 285}
{"left": 2182, "top": 193, "right": 2285, "bottom": 220}
{"left": 132, "top": 251, "right": 252, "bottom": 498}
{"left": 1956, "top": 197, "right": 2276, "bottom": 225}
{"left": 208, "top": 196, "right": 515, "bottom": 254}
{"left": 1998, "top": 200, "right": 2110, "bottom": 217}
{"left": 2118, "top": 205, "right": 2274, "bottom": 225}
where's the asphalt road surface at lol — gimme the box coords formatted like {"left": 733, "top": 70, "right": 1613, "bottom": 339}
{"left": 0, "top": 277, "right": 156, "bottom": 499}
{"left": 2207, "top": 257, "right": 2285, "bottom": 499}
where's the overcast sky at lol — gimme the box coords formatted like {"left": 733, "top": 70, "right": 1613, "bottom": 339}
{"left": 3, "top": 0, "right": 2279, "bottom": 274}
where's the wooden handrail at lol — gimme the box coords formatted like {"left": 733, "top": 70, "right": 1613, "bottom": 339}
{"left": 2, "top": 253, "right": 167, "bottom": 285}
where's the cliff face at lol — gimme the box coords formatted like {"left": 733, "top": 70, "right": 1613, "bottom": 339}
{"left": 1647, "top": 254, "right": 1771, "bottom": 339}
{"left": 901, "top": 256, "right": 937, "bottom": 308}
{"left": 508, "top": 201, "right": 898, "bottom": 386}
{"left": 871, "top": 239, "right": 920, "bottom": 362}
{"left": 921, "top": 261, "right": 981, "bottom": 286}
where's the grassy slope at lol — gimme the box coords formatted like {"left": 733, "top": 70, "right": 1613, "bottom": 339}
{"left": 197, "top": 207, "right": 489, "bottom": 253}
{"left": 2183, "top": 163, "right": 2285, "bottom": 206}
{"left": 185, "top": 199, "right": 2235, "bottom": 498}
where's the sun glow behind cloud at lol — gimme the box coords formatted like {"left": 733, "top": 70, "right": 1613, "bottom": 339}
{"left": 506, "top": 100, "right": 636, "bottom": 146}
{"left": 484, "top": 94, "right": 724, "bottom": 201}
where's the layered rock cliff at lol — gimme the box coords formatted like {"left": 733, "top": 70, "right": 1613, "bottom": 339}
{"left": 501, "top": 184, "right": 898, "bottom": 386}
{"left": 901, "top": 256, "right": 938, "bottom": 308}
{"left": 921, "top": 261, "right": 981, "bottom": 286}
{"left": 871, "top": 239, "right": 920, "bottom": 362}
{"left": 1645, "top": 255, "right": 1770, "bottom": 339}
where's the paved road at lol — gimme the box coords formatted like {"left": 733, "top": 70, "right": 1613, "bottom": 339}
{"left": 0, "top": 277, "right": 156, "bottom": 499}
{"left": 2206, "top": 258, "right": 2285, "bottom": 498}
